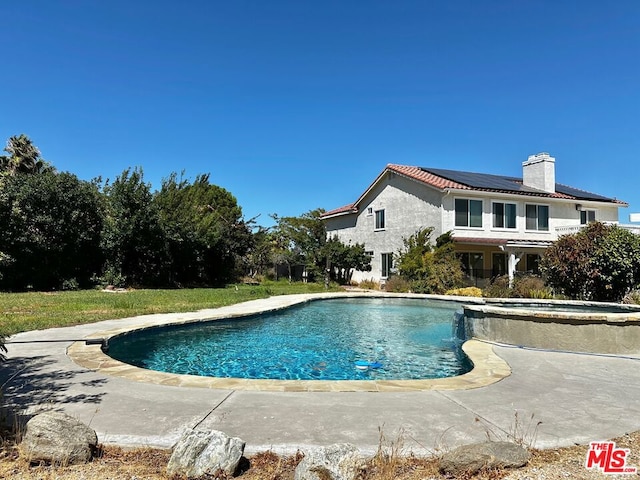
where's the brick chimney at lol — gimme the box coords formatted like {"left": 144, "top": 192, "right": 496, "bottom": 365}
{"left": 522, "top": 152, "right": 555, "bottom": 193}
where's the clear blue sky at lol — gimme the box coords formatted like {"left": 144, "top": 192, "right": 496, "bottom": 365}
{"left": 2, "top": 1, "right": 639, "bottom": 227}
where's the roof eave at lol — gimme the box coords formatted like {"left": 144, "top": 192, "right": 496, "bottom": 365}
{"left": 321, "top": 208, "right": 358, "bottom": 220}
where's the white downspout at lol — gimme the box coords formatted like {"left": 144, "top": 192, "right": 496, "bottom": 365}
{"left": 442, "top": 189, "right": 451, "bottom": 236}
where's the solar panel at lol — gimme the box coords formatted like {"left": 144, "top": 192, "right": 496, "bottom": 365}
{"left": 420, "top": 167, "right": 617, "bottom": 202}
{"left": 422, "top": 167, "right": 531, "bottom": 192}
{"left": 555, "top": 184, "right": 614, "bottom": 202}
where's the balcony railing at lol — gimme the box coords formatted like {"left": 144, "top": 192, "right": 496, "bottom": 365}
{"left": 555, "top": 223, "right": 640, "bottom": 236}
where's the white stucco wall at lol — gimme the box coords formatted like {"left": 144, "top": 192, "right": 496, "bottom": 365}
{"left": 325, "top": 171, "right": 622, "bottom": 283}
{"left": 443, "top": 193, "right": 620, "bottom": 242}
{"left": 325, "top": 171, "right": 443, "bottom": 282}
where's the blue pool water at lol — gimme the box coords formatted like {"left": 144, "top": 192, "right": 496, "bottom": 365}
{"left": 107, "top": 297, "right": 472, "bottom": 381}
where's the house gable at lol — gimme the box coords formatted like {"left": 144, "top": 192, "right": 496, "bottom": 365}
{"left": 322, "top": 155, "right": 627, "bottom": 284}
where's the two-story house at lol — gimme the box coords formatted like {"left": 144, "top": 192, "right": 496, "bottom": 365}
{"left": 321, "top": 153, "right": 628, "bottom": 286}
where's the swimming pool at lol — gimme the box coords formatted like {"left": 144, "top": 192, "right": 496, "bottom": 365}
{"left": 107, "top": 297, "right": 471, "bottom": 381}
{"left": 463, "top": 298, "right": 640, "bottom": 354}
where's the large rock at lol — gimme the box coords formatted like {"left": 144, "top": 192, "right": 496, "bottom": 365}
{"left": 167, "top": 429, "right": 245, "bottom": 478}
{"left": 294, "top": 443, "right": 364, "bottom": 480}
{"left": 439, "top": 441, "right": 530, "bottom": 476}
{"left": 20, "top": 411, "right": 98, "bottom": 465}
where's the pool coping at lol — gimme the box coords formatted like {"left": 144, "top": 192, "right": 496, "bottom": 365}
{"left": 67, "top": 292, "right": 511, "bottom": 392}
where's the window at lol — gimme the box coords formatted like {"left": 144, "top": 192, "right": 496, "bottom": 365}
{"left": 580, "top": 210, "right": 596, "bottom": 225}
{"left": 525, "top": 204, "right": 549, "bottom": 231}
{"left": 366, "top": 207, "right": 373, "bottom": 216}
{"left": 381, "top": 252, "right": 393, "bottom": 278}
{"left": 526, "top": 254, "right": 541, "bottom": 274}
{"left": 455, "top": 199, "right": 483, "bottom": 228}
{"left": 492, "top": 202, "right": 517, "bottom": 229}
{"left": 375, "top": 209, "right": 385, "bottom": 230}
{"left": 364, "top": 250, "right": 374, "bottom": 257}
{"left": 458, "top": 252, "right": 484, "bottom": 277}
{"left": 492, "top": 253, "right": 507, "bottom": 277}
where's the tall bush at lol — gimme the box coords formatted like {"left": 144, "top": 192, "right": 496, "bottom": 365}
{"left": 101, "top": 168, "right": 169, "bottom": 287}
{"left": 396, "top": 229, "right": 464, "bottom": 294}
{"left": 323, "top": 235, "right": 372, "bottom": 284}
{"left": 155, "top": 173, "right": 253, "bottom": 286}
{"left": 541, "top": 222, "right": 640, "bottom": 302}
{"left": 0, "top": 171, "right": 104, "bottom": 290}
{"left": 271, "top": 209, "right": 328, "bottom": 281}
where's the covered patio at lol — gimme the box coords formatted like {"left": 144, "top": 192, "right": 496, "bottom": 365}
{"left": 453, "top": 237, "right": 552, "bottom": 287}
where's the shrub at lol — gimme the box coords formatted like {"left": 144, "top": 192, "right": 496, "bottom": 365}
{"left": 407, "top": 279, "right": 430, "bottom": 293}
{"left": 622, "top": 289, "right": 640, "bottom": 305}
{"left": 358, "top": 278, "right": 379, "bottom": 290}
{"left": 100, "top": 266, "right": 127, "bottom": 289}
{"left": 482, "top": 275, "right": 555, "bottom": 299}
{"left": 528, "top": 288, "right": 554, "bottom": 299}
{"left": 512, "top": 275, "right": 547, "bottom": 298}
{"left": 395, "top": 229, "right": 465, "bottom": 294}
{"left": 483, "top": 275, "right": 512, "bottom": 298}
{"left": 384, "top": 276, "right": 410, "bottom": 293}
{"left": 101, "top": 168, "right": 169, "bottom": 288}
{"left": 240, "top": 275, "right": 262, "bottom": 285}
{"left": 61, "top": 278, "right": 80, "bottom": 291}
{"left": 445, "top": 286, "right": 483, "bottom": 297}
{"left": 541, "top": 222, "right": 640, "bottom": 302}
{"left": 0, "top": 171, "right": 104, "bottom": 290}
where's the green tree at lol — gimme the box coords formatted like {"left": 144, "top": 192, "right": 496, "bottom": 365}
{"left": 541, "top": 222, "right": 640, "bottom": 302}
{"left": 243, "top": 226, "right": 276, "bottom": 278}
{"left": 323, "top": 235, "right": 372, "bottom": 284}
{"left": 271, "top": 209, "right": 327, "bottom": 281}
{"left": 0, "top": 171, "right": 104, "bottom": 290}
{"left": 101, "top": 168, "right": 169, "bottom": 287}
{"left": 396, "top": 228, "right": 464, "bottom": 294}
{"left": 397, "top": 227, "right": 434, "bottom": 281}
{"left": 155, "top": 173, "right": 253, "bottom": 285}
{"left": 0, "top": 134, "right": 53, "bottom": 175}
{"left": 270, "top": 209, "right": 371, "bottom": 284}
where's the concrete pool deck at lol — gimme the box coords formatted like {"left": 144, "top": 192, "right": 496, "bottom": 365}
{"left": 2, "top": 292, "right": 640, "bottom": 456}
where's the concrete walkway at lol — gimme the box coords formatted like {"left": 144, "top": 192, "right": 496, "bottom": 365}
{"left": 2, "top": 294, "right": 640, "bottom": 456}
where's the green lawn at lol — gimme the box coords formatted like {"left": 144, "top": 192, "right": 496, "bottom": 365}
{"left": 0, "top": 281, "right": 338, "bottom": 337}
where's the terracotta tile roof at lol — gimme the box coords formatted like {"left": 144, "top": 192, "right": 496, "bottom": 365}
{"left": 322, "top": 163, "right": 625, "bottom": 218}
{"left": 390, "top": 164, "right": 580, "bottom": 200}
{"left": 387, "top": 164, "right": 470, "bottom": 190}
{"left": 322, "top": 203, "right": 357, "bottom": 217}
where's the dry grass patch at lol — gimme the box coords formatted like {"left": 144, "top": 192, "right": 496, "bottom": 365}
{"left": 1, "top": 432, "right": 639, "bottom": 479}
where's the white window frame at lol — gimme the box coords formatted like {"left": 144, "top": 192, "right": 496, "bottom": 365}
{"left": 454, "top": 198, "right": 483, "bottom": 228}
{"left": 374, "top": 209, "right": 386, "bottom": 230}
{"left": 381, "top": 252, "right": 393, "bottom": 278}
{"left": 580, "top": 209, "right": 596, "bottom": 225}
{"left": 492, "top": 201, "right": 517, "bottom": 229}
{"left": 525, "top": 204, "right": 549, "bottom": 231}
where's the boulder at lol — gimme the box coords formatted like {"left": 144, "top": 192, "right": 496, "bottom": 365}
{"left": 439, "top": 441, "right": 530, "bottom": 476}
{"left": 294, "top": 443, "right": 364, "bottom": 480}
{"left": 20, "top": 411, "right": 98, "bottom": 465}
{"left": 167, "top": 429, "right": 245, "bottom": 478}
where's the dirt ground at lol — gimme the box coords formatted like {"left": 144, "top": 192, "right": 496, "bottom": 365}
{"left": 1, "top": 431, "right": 639, "bottom": 479}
